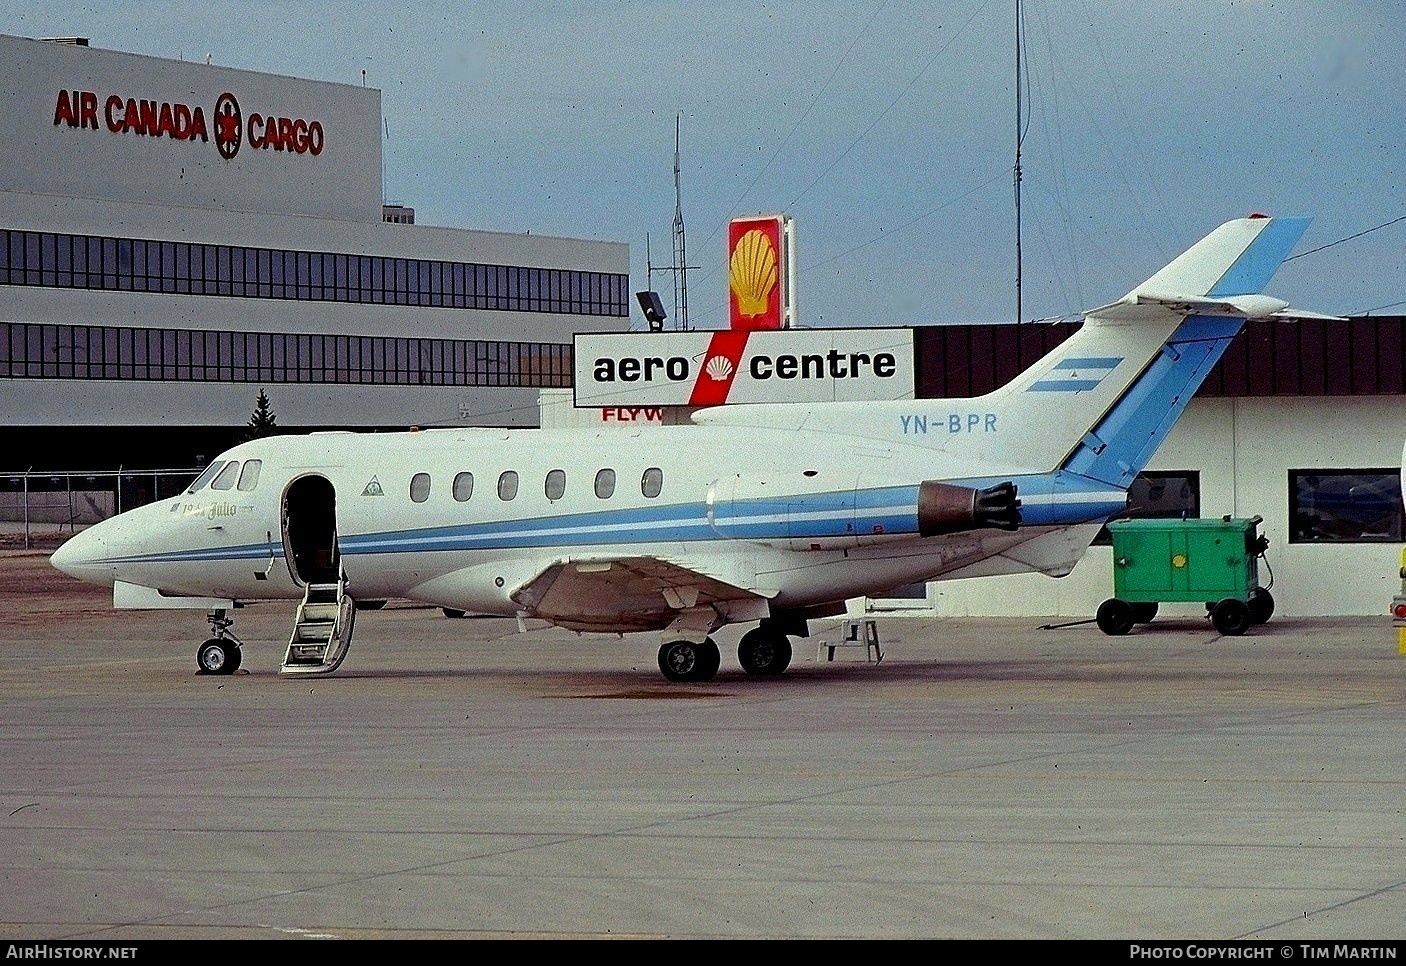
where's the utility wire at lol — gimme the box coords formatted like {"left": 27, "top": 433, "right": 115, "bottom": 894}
{"left": 1286, "top": 213, "right": 1406, "bottom": 260}
{"left": 786, "top": 0, "right": 995, "bottom": 211}
{"left": 695, "top": 0, "right": 892, "bottom": 260}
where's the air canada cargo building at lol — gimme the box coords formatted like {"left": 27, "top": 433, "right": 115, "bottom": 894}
{"left": 0, "top": 33, "right": 630, "bottom": 469}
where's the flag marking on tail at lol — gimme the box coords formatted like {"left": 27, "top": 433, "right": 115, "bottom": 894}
{"left": 1028, "top": 356, "right": 1124, "bottom": 393}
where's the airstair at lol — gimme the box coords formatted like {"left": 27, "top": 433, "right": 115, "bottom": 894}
{"left": 282, "top": 579, "right": 356, "bottom": 675}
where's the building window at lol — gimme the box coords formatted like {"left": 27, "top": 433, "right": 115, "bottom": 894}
{"left": 0, "top": 229, "right": 629, "bottom": 318}
{"left": 410, "top": 472, "right": 431, "bottom": 503}
{"left": 1092, "top": 471, "right": 1200, "bottom": 546}
{"left": 1289, "top": 469, "right": 1405, "bottom": 543}
{"left": 594, "top": 468, "right": 616, "bottom": 499}
{"left": 642, "top": 467, "right": 663, "bottom": 499}
{"left": 545, "top": 469, "right": 566, "bottom": 501}
{"left": 498, "top": 471, "right": 519, "bottom": 501}
{"left": 0, "top": 322, "right": 571, "bottom": 389}
{"left": 452, "top": 472, "right": 474, "bottom": 502}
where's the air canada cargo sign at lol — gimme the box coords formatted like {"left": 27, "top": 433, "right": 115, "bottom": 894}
{"left": 51, "top": 88, "right": 325, "bottom": 160}
{"left": 574, "top": 328, "right": 915, "bottom": 407}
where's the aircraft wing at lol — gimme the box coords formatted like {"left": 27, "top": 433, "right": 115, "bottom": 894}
{"left": 510, "top": 555, "right": 771, "bottom": 633}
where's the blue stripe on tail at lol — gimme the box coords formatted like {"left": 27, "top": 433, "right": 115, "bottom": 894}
{"left": 1209, "top": 216, "right": 1310, "bottom": 296}
{"left": 1060, "top": 315, "right": 1243, "bottom": 488}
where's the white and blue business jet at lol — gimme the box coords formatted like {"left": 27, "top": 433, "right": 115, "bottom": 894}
{"left": 51, "top": 215, "right": 1334, "bottom": 682}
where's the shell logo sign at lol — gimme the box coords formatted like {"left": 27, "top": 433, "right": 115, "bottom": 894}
{"left": 728, "top": 214, "right": 792, "bottom": 330}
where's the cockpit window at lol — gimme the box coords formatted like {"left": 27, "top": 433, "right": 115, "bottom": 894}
{"left": 210, "top": 461, "right": 241, "bottom": 491}
{"left": 237, "top": 460, "right": 262, "bottom": 492}
{"left": 186, "top": 461, "right": 227, "bottom": 493}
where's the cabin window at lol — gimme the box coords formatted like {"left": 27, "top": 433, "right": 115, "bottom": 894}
{"left": 594, "top": 468, "right": 616, "bottom": 499}
{"left": 498, "top": 470, "right": 519, "bottom": 501}
{"left": 186, "top": 461, "right": 227, "bottom": 493}
{"left": 236, "top": 459, "right": 262, "bottom": 492}
{"left": 545, "top": 469, "right": 566, "bottom": 501}
{"left": 642, "top": 467, "right": 663, "bottom": 498}
{"left": 1289, "top": 469, "right": 1405, "bottom": 543}
{"left": 210, "top": 461, "right": 241, "bottom": 490}
{"left": 453, "top": 471, "right": 474, "bottom": 502}
{"left": 410, "top": 472, "right": 431, "bottom": 503}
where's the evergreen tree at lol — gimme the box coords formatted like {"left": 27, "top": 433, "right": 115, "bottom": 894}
{"left": 246, "top": 388, "right": 278, "bottom": 440}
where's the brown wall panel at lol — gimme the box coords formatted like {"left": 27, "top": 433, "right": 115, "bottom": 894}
{"left": 915, "top": 317, "right": 1403, "bottom": 399}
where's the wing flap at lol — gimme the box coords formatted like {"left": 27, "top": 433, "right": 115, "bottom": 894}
{"left": 510, "top": 555, "right": 769, "bottom": 633}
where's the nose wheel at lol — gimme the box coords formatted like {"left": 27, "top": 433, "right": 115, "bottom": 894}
{"left": 197, "top": 608, "right": 245, "bottom": 675}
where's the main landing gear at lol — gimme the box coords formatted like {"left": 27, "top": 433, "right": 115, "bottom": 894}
{"left": 197, "top": 608, "right": 245, "bottom": 675}
{"left": 737, "top": 626, "right": 792, "bottom": 677}
{"left": 658, "top": 638, "right": 721, "bottom": 682}
{"left": 656, "top": 624, "right": 797, "bottom": 683}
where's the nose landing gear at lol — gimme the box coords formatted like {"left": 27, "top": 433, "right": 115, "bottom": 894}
{"left": 197, "top": 608, "right": 245, "bottom": 675}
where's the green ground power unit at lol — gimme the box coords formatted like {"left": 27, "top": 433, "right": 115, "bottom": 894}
{"left": 1096, "top": 515, "right": 1274, "bottom": 637}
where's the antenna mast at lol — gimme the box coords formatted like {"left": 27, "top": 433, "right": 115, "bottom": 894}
{"left": 671, "top": 113, "right": 690, "bottom": 330}
{"left": 1013, "top": 0, "right": 1024, "bottom": 326}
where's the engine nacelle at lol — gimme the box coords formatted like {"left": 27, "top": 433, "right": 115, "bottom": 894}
{"left": 917, "top": 480, "right": 1021, "bottom": 536}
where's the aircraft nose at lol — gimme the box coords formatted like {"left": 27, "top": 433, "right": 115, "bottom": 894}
{"left": 49, "top": 522, "right": 113, "bottom": 586}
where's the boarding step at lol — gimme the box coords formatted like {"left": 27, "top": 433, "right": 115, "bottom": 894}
{"left": 282, "top": 581, "right": 356, "bottom": 675}
{"left": 817, "top": 618, "right": 883, "bottom": 663}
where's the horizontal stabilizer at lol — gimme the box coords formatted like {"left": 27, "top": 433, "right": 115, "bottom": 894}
{"left": 1090, "top": 291, "right": 1344, "bottom": 323}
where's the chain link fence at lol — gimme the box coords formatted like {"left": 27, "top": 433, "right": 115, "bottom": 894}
{"left": 0, "top": 468, "right": 202, "bottom": 549}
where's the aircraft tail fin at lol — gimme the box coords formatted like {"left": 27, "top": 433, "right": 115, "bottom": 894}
{"left": 692, "top": 215, "right": 1330, "bottom": 490}
{"left": 1113, "top": 213, "right": 1308, "bottom": 307}
{"left": 980, "top": 215, "right": 1320, "bottom": 486}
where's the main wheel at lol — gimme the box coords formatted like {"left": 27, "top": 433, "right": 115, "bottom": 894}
{"left": 1247, "top": 587, "right": 1275, "bottom": 625}
{"left": 1130, "top": 601, "right": 1159, "bottom": 624}
{"left": 1211, "top": 598, "right": 1252, "bottom": 636}
{"left": 1095, "top": 598, "right": 1135, "bottom": 636}
{"left": 442, "top": 608, "right": 467, "bottom": 619}
{"left": 696, "top": 639, "right": 721, "bottom": 681}
{"left": 658, "top": 638, "right": 719, "bottom": 683}
{"left": 738, "top": 629, "right": 793, "bottom": 676}
{"left": 197, "top": 638, "right": 238, "bottom": 675}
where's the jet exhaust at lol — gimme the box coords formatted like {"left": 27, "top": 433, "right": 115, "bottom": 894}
{"left": 917, "top": 480, "right": 1021, "bottom": 535}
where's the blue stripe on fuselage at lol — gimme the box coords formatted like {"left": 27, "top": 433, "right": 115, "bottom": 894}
{"left": 87, "top": 472, "right": 1128, "bottom": 566}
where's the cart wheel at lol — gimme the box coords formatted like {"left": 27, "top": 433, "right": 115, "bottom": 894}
{"left": 1130, "top": 601, "right": 1159, "bottom": 624}
{"left": 1247, "top": 587, "right": 1274, "bottom": 625}
{"left": 1096, "top": 598, "right": 1135, "bottom": 636}
{"left": 1211, "top": 598, "right": 1252, "bottom": 636}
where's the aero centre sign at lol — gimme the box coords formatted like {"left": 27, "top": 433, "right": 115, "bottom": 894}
{"left": 573, "top": 328, "right": 915, "bottom": 407}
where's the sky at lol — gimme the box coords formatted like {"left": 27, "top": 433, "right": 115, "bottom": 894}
{"left": 2, "top": 0, "right": 1402, "bottom": 331}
